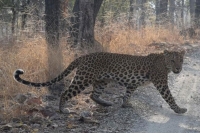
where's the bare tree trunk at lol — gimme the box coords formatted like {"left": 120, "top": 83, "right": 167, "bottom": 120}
{"left": 28, "top": 0, "right": 44, "bottom": 32}
{"left": 181, "top": 0, "right": 184, "bottom": 28}
{"left": 139, "top": 0, "right": 147, "bottom": 28}
{"left": 190, "top": 0, "right": 195, "bottom": 26}
{"left": 45, "top": 0, "right": 60, "bottom": 47}
{"left": 159, "top": 0, "right": 168, "bottom": 25}
{"left": 60, "top": 0, "right": 69, "bottom": 35}
{"left": 45, "top": 0, "right": 63, "bottom": 94}
{"left": 100, "top": 1, "right": 106, "bottom": 27}
{"left": 129, "top": 0, "right": 134, "bottom": 22}
{"left": 169, "top": 0, "right": 175, "bottom": 25}
{"left": 195, "top": 0, "right": 200, "bottom": 28}
{"left": 11, "top": 7, "right": 16, "bottom": 34}
{"left": 156, "top": 0, "right": 160, "bottom": 23}
{"left": 11, "top": 0, "right": 19, "bottom": 35}
{"left": 70, "top": 0, "right": 103, "bottom": 50}
{"left": 21, "top": 0, "right": 30, "bottom": 30}
{"left": 129, "top": 0, "right": 135, "bottom": 28}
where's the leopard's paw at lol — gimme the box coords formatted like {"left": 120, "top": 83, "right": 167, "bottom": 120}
{"left": 174, "top": 108, "right": 187, "bottom": 114}
{"left": 122, "top": 102, "right": 132, "bottom": 108}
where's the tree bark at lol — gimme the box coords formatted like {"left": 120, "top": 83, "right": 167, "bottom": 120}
{"left": 181, "top": 0, "right": 184, "bottom": 27}
{"left": 195, "top": 0, "right": 200, "bottom": 28}
{"left": 11, "top": 0, "right": 19, "bottom": 34}
{"left": 190, "top": 0, "right": 195, "bottom": 26}
{"left": 45, "top": 0, "right": 60, "bottom": 46}
{"left": 70, "top": 0, "right": 103, "bottom": 49}
{"left": 45, "top": 0, "right": 63, "bottom": 94}
{"left": 60, "top": 0, "right": 68, "bottom": 35}
{"left": 21, "top": 0, "right": 30, "bottom": 30}
{"left": 129, "top": 0, "right": 134, "bottom": 21}
{"left": 129, "top": 0, "right": 135, "bottom": 28}
{"left": 159, "top": 0, "right": 168, "bottom": 25}
{"left": 155, "top": 0, "right": 160, "bottom": 23}
{"left": 169, "top": 0, "right": 175, "bottom": 25}
{"left": 11, "top": 7, "right": 16, "bottom": 34}
{"left": 139, "top": 0, "right": 147, "bottom": 28}
{"left": 100, "top": 1, "right": 106, "bottom": 27}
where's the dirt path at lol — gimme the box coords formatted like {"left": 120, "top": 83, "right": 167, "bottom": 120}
{"left": 143, "top": 45, "right": 200, "bottom": 133}
{"left": 57, "top": 44, "right": 200, "bottom": 133}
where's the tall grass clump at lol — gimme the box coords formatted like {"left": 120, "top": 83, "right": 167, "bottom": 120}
{"left": 0, "top": 35, "right": 76, "bottom": 120}
{"left": 0, "top": 36, "right": 48, "bottom": 120}
{"left": 95, "top": 22, "right": 184, "bottom": 54}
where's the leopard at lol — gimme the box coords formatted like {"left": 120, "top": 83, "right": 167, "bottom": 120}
{"left": 14, "top": 50, "right": 187, "bottom": 114}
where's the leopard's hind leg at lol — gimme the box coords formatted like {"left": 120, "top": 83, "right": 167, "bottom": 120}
{"left": 91, "top": 80, "right": 113, "bottom": 106}
{"left": 59, "top": 75, "right": 91, "bottom": 113}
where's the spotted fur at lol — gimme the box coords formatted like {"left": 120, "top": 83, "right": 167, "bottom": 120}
{"left": 14, "top": 50, "right": 187, "bottom": 114}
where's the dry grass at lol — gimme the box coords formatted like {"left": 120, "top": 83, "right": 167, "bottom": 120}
{"left": 96, "top": 23, "right": 185, "bottom": 54}
{"left": 0, "top": 35, "right": 75, "bottom": 121}
{"left": 0, "top": 37, "right": 47, "bottom": 120}
{"left": 0, "top": 23, "right": 187, "bottom": 121}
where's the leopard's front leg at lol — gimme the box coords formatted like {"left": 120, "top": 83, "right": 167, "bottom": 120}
{"left": 122, "top": 85, "right": 137, "bottom": 108}
{"left": 153, "top": 81, "right": 187, "bottom": 114}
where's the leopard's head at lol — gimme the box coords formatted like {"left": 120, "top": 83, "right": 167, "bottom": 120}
{"left": 164, "top": 50, "right": 185, "bottom": 74}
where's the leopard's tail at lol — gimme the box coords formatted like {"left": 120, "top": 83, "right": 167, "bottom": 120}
{"left": 13, "top": 58, "right": 80, "bottom": 87}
